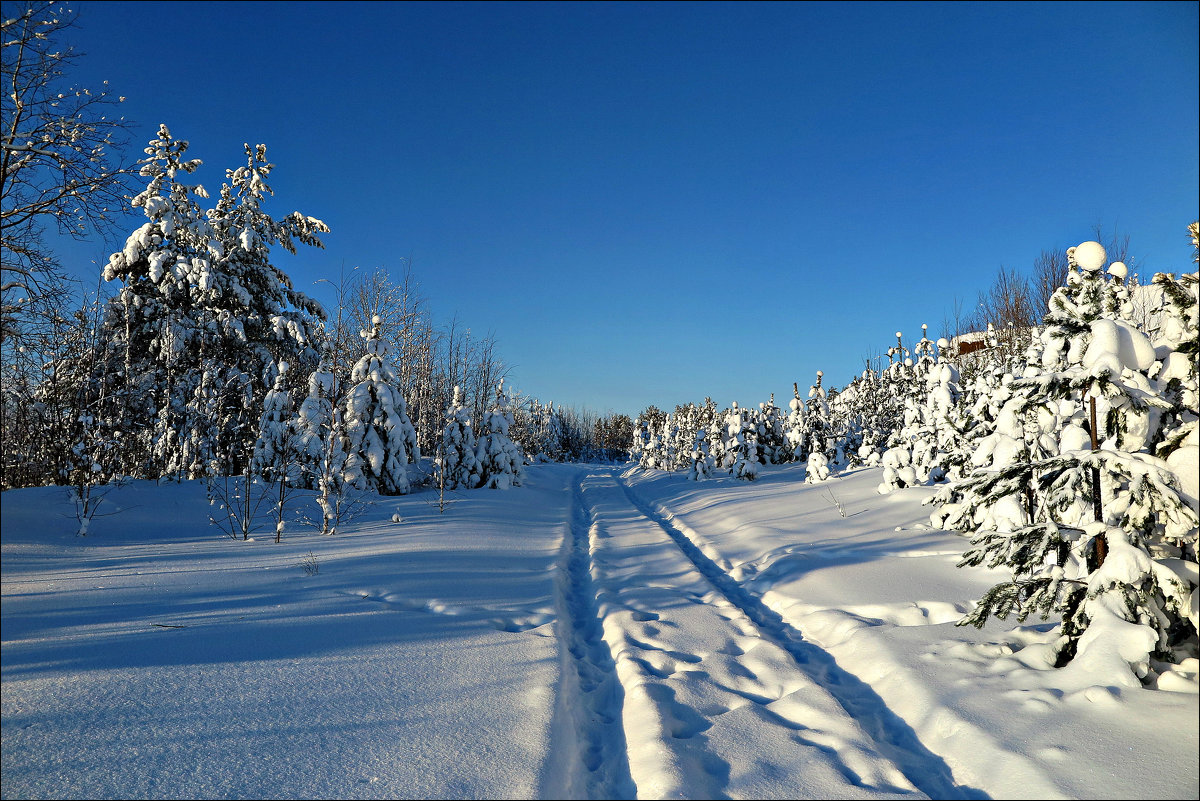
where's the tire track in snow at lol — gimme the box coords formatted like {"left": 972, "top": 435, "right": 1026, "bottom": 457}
{"left": 615, "top": 474, "right": 985, "bottom": 801}
{"left": 547, "top": 470, "right": 637, "bottom": 799}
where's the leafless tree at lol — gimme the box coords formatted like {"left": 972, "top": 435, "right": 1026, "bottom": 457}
{"left": 1030, "top": 248, "right": 1069, "bottom": 323}
{"left": 972, "top": 265, "right": 1035, "bottom": 332}
{"left": 321, "top": 263, "right": 512, "bottom": 456}
{"left": 1, "top": 2, "right": 135, "bottom": 345}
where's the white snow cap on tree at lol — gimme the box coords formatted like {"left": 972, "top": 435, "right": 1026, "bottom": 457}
{"left": 1070, "top": 241, "right": 1107, "bottom": 272}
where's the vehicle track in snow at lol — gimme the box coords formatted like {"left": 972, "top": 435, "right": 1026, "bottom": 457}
{"left": 613, "top": 472, "right": 983, "bottom": 800}
{"left": 547, "top": 470, "right": 637, "bottom": 799}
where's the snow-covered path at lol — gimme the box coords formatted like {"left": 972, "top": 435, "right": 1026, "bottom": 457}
{"left": 3, "top": 464, "right": 1196, "bottom": 800}
{"left": 563, "top": 467, "right": 959, "bottom": 800}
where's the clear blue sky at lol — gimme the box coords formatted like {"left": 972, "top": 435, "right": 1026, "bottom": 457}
{"left": 50, "top": 1, "right": 1200, "bottom": 417}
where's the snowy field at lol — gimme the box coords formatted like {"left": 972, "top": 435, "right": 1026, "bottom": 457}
{"left": 2, "top": 462, "right": 1196, "bottom": 800}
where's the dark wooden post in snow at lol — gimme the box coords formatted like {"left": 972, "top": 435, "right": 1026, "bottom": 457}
{"left": 1089, "top": 395, "right": 1107, "bottom": 568}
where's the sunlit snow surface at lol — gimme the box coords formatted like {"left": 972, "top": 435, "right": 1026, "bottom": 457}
{"left": 2, "top": 463, "right": 1196, "bottom": 799}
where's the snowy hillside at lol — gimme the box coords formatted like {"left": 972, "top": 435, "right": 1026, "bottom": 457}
{"left": 2, "top": 462, "right": 1196, "bottom": 800}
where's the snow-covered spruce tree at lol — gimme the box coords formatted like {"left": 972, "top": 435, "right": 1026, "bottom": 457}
{"left": 251, "top": 362, "right": 296, "bottom": 483}
{"left": 341, "top": 317, "right": 418, "bottom": 496}
{"left": 540, "top": 401, "right": 566, "bottom": 462}
{"left": 706, "top": 413, "right": 728, "bottom": 473}
{"left": 1150, "top": 259, "right": 1199, "bottom": 509}
{"left": 98, "top": 127, "right": 327, "bottom": 480}
{"left": 880, "top": 349, "right": 962, "bottom": 494}
{"left": 200, "top": 141, "right": 328, "bottom": 451}
{"left": 640, "top": 419, "right": 662, "bottom": 469}
{"left": 1144, "top": 230, "right": 1200, "bottom": 641}
{"left": 853, "top": 364, "right": 887, "bottom": 467}
{"left": 756, "top": 394, "right": 788, "bottom": 465}
{"left": 932, "top": 240, "right": 1198, "bottom": 679}
{"left": 826, "top": 382, "right": 860, "bottom": 469}
{"left": 659, "top": 415, "right": 679, "bottom": 473}
{"left": 98, "top": 125, "right": 215, "bottom": 479}
{"left": 722, "top": 402, "right": 759, "bottom": 481}
{"left": 938, "top": 330, "right": 1021, "bottom": 484}
{"left": 671, "top": 404, "right": 701, "bottom": 472}
{"left": 629, "top": 416, "right": 649, "bottom": 466}
{"left": 913, "top": 323, "right": 937, "bottom": 376}
{"left": 291, "top": 359, "right": 357, "bottom": 534}
{"left": 476, "top": 379, "right": 524, "bottom": 489}
{"left": 293, "top": 360, "right": 340, "bottom": 489}
{"left": 784, "top": 382, "right": 807, "bottom": 463}
{"left": 804, "top": 372, "right": 834, "bottom": 483}
{"left": 436, "top": 385, "right": 483, "bottom": 490}
{"left": 688, "top": 427, "right": 715, "bottom": 480}
{"left": 250, "top": 361, "right": 300, "bottom": 542}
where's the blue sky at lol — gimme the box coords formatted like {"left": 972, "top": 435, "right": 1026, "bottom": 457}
{"left": 48, "top": 1, "right": 1200, "bottom": 417}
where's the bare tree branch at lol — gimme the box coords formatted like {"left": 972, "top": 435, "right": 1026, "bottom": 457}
{"left": 1, "top": 1, "right": 136, "bottom": 344}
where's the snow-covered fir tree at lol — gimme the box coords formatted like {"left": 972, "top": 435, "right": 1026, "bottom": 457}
{"left": 341, "top": 317, "right": 418, "bottom": 496}
{"left": 879, "top": 343, "right": 961, "bottom": 493}
{"left": 706, "top": 413, "right": 728, "bottom": 473}
{"left": 784, "top": 382, "right": 807, "bottom": 462}
{"left": 852, "top": 364, "right": 887, "bottom": 466}
{"left": 534, "top": 400, "right": 565, "bottom": 462}
{"left": 476, "top": 380, "right": 524, "bottom": 489}
{"left": 291, "top": 361, "right": 351, "bottom": 535}
{"left": 98, "top": 125, "right": 217, "bottom": 479}
{"left": 629, "top": 416, "right": 649, "bottom": 465}
{"left": 251, "top": 361, "right": 297, "bottom": 484}
{"left": 1150, "top": 259, "right": 1199, "bottom": 512}
{"left": 755, "top": 394, "right": 787, "bottom": 465}
{"left": 293, "top": 360, "right": 341, "bottom": 490}
{"left": 930, "top": 240, "right": 1198, "bottom": 678}
{"left": 804, "top": 372, "right": 834, "bottom": 483}
{"left": 96, "top": 127, "right": 328, "bottom": 481}
{"left": 722, "top": 402, "right": 760, "bottom": 481}
{"left": 687, "top": 427, "right": 715, "bottom": 480}
{"left": 437, "top": 385, "right": 483, "bottom": 490}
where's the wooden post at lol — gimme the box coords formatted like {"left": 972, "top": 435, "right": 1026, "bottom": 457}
{"left": 1089, "top": 395, "right": 1107, "bottom": 568}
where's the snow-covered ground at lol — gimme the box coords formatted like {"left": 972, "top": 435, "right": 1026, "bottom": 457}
{"left": 2, "top": 463, "right": 1196, "bottom": 800}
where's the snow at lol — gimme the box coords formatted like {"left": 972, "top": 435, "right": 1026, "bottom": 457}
{"left": 1071, "top": 241, "right": 1107, "bottom": 272}
{"left": 1083, "top": 318, "right": 1157, "bottom": 375}
{"left": 2, "top": 462, "right": 1196, "bottom": 800}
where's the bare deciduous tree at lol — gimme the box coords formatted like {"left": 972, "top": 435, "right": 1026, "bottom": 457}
{"left": 1, "top": 2, "right": 134, "bottom": 344}
{"left": 1030, "top": 247, "right": 1069, "bottom": 323}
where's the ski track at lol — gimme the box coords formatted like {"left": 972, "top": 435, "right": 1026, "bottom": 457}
{"left": 547, "top": 470, "right": 638, "bottom": 799}
{"left": 603, "top": 470, "right": 988, "bottom": 801}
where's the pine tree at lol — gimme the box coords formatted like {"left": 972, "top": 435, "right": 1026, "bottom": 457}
{"left": 437, "top": 385, "right": 483, "bottom": 490}
{"left": 476, "top": 379, "right": 524, "bottom": 489}
{"left": 722, "top": 402, "right": 759, "bottom": 480}
{"left": 293, "top": 361, "right": 340, "bottom": 488}
{"left": 804, "top": 372, "right": 834, "bottom": 483}
{"left": 687, "top": 427, "right": 715, "bottom": 480}
{"left": 97, "top": 127, "right": 328, "bottom": 480}
{"left": 100, "top": 125, "right": 216, "bottom": 479}
{"left": 931, "top": 240, "right": 1198, "bottom": 678}
{"left": 251, "top": 361, "right": 297, "bottom": 484}
{"left": 784, "top": 382, "right": 807, "bottom": 462}
{"left": 341, "top": 317, "right": 417, "bottom": 496}
{"left": 756, "top": 394, "right": 787, "bottom": 465}
{"left": 251, "top": 361, "right": 300, "bottom": 542}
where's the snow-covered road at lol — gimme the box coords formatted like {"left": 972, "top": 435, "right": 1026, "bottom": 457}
{"left": 560, "top": 467, "right": 943, "bottom": 799}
